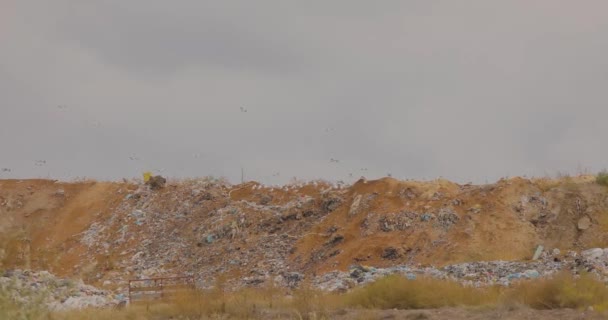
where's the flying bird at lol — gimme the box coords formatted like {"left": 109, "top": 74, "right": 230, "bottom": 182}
{"left": 330, "top": 158, "right": 340, "bottom": 163}
{"left": 1, "top": 168, "right": 11, "bottom": 172}
{"left": 240, "top": 107, "right": 248, "bottom": 113}
{"left": 34, "top": 160, "right": 46, "bottom": 166}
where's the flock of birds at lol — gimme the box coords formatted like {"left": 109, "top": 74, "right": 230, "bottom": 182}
{"left": 0, "top": 105, "right": 377, "bottom": 182}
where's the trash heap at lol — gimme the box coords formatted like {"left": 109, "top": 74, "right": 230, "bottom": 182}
{"left": 76, "top": 177, "right": 345, "bottom": 291}
{"left": 65, "top": 175, "right": 608, "bottom": 293}
{"left": 313, "top": 247, "right": 608, "bottom": 292}
{"left": 6, "top": 175, "right": 608, "bottom": 296}
{"left": 0, "top": 270, "right": 121, "bottom": 311}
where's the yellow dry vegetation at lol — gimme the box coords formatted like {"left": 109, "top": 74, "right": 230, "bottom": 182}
{"left": 1, "top": 273, "right": 605, "bottom": 320}
{"left": 345, "top": 275, "right": 499, "bottom": 309}
{"left": 506, "top": 272, "right": 608, "bottom": 311}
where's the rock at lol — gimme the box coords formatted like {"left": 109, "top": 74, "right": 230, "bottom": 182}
{"left": 582, "top": 248, "right": 604, "bottom": 260}
{"left": 578, "top": 216, "right": 591, "bottom": 230}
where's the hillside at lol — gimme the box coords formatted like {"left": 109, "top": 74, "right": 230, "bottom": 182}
{"left": 1, "top": 175, "right": 607, "bottom": 292}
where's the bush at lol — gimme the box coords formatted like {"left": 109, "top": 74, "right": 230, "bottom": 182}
{"left": 0, "top": 279, "right": 50, "bottom": 320}
{"left": 346, "top": 273, "right": 608, "bottom": 311}
{"left": 597, "top": 171, "right": 608, "bottom": 186}
{"left": 345, "top": 275, "right": 499, "bottom": 309}
{"left": 505, "top": 272, "right": 608, "bottom": 310}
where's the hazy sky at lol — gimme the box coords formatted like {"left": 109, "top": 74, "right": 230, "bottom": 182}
{"left": 1, "top": 1, "right": 607, "bottom": 184}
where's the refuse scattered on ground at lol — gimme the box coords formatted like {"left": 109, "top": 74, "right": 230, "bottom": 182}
{"left": 0, "top": 270, "right": 121, "bottom": 311}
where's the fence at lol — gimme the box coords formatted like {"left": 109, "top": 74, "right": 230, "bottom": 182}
{"left": 128, "top": 276, "right": 195, "bottom": 303}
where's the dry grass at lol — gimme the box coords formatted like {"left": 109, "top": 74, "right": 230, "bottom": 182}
{"left": 0, "top": 278, "right": 50, "bottom": 320}
{"left": 4, "top": 273, "right": 608, "bottom": 319}
{"left": 505, "top": 272, "right": 608, "bottom": 311}
{"left": 0, "top": 228, "right": 29, "bottom": 269}
{"left": 345, "top": 275, "right": 500, "bottom": 309}
{"left": 596, "top": 211, "right": 608, "bottom": 233}
{"left": 535, "top": 178, "right": 561, "bottom": 193}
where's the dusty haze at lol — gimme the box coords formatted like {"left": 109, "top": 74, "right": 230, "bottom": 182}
{"left": 1, "top": 1, "right": 607, "bottom": 184}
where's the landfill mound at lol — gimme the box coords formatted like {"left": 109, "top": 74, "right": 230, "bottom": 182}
{"left": 1, "top": 175, "right": 608, "bottom": 293}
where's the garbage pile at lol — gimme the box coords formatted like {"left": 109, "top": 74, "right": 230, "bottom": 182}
{"left": 0, "top": 270, "right": 121, "bottom": 311}
{"left": 7, "top": 175, "right": 608, "bottom": 296}
{"left": 77, "top": 177, "right": 345, "bottom": 290}
{"left": 313, "top": 247, "right": 608, "bottom": 292}
{"left": 66, "top": 176, "right": 608, "bottom": 293}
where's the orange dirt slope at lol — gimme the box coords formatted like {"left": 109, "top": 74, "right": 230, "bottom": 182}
{"left": 1, "top": 175, "right": 607, "bottom": 286}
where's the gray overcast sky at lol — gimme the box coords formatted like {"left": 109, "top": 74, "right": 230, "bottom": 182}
{"left": 1, "top": 1, "right": 607, "bottom": 184}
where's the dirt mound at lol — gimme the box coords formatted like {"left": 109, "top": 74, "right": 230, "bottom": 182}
{"left": 1, "top": 175, "right": 607, "bottom": 290}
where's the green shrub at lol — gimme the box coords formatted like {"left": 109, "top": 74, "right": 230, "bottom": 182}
{"left": 597, "top": 171, "right": 608, "bottom": 186}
